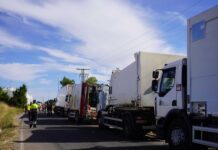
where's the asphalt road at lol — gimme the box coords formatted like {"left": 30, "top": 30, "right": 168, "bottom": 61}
{"left": 15, "top": 112, "right": 169, "bottom": 150}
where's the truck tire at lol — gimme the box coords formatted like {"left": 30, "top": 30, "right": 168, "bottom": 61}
{"left": 61, "top": 109, "right": 65, "bottom": 117}
{"left": 98, "top": 114, "right": 108, "bottom": 129}
{"left": 67, "top": 110, "right": 73, "bottom": 121}
{"left": 123, "top": 116, "right": 134, "bottom": 139}
{"left": 74, "top": 111, "right": 80, "bottom": 124}
{"left": 167, "top": 118, "right": 191, "bottom": 150}
{"left": 134, "top": 126, "right": 145, "bottom": 139}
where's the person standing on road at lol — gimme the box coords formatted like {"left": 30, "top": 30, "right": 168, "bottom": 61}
{"left": 47, "top": 102, "right": 52, "bottom": 117}
{"left": 27, "top": 102, "right": 32, "bottom": 121}
{"left": 30, "top": 100, "right": 38, "bottom": 128}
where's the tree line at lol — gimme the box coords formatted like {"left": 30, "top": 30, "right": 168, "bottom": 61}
{"left": 60, "top": 76, "right": 98, "bottom": 107}
{"left": 60, "top": 76, "right": 97, "bottom": 86}
{"left": 0, "top": 84, "right": 27, "bottom": 107}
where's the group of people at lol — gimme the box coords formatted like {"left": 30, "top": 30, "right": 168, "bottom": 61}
{"left": 26, "top": 100, "right": 53, "bottom": 128}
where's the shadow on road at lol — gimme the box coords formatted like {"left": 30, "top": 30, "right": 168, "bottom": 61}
{"left": 71, "top": 145, "right": 169, "bottom": 150}
{"left": 16, "top": 112, "right": 168, "bottom": 150}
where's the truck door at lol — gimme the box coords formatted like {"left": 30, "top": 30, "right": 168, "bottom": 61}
{"left": 156, "top": 67, "right": 178, "bottom": 118}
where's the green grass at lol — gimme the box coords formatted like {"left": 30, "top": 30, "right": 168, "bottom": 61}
{"left": 0, "top": 102, "right": 22, "bottom": 150}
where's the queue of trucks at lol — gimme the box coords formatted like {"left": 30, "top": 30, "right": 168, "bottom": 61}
{"left": 54, "top": 83, "right": 109, "bottom": 122}
{"left": 54, "top": 6, "right": 218, "bottom": 150}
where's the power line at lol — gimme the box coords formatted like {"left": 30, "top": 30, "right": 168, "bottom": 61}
{"left": 108, "top": 0, "right": 203, "bottom": 56}
{"left": 76, "top": 68, "right": 90, "bottom": 83}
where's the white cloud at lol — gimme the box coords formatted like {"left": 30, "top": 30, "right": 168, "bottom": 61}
{"left": 0, "top": 0, "right": 184, "bottom": 99}
{"left": 0, "top": 28, "right": 92, "bottom": 65}
{"left": 0, "top": 28, "right": 113, "bottom": 82}
{"left": 0, "top": 0, "right": 176, "bottom": 69}
{"left": 0, "top": 63, "right": 44, "bottom": 81}
{"left": 39, "top": 78, "right": 51, "bottom": 85}
{"left": 165, "top": 11, "right": 187, "bottom": 26}
{"left": 0, "top": 60, "right": 84, "bottom": 82}
{"left": 0, "top": 29, "right": 32, "bottom": 49}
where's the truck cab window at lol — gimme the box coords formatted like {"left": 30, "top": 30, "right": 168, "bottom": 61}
{"left": 159, "top": 68, "right": 176, "bottom": 97}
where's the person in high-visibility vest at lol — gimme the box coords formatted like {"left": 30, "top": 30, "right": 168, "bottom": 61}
{"left": 27, "top": 102, "right": 32, "bottom": 121}
{"left": 29, "top": 100, "right": 38, "bottom": 128}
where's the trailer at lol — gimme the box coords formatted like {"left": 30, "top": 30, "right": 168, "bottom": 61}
{"left": 152, "top": 5, "right": 218, "bottom": 150}
{"left": 67, "top": 83, "right": 89, "bottom": 122}
{"left": 67, "top": 83, "right": 106, "bottom": 122}
{"left": 54, "top": 84, "right": 73, "bottom": 116}
{"left": 97, "top": 52, "right": 183, "bottom": 138}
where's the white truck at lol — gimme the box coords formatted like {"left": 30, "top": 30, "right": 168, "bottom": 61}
{"left": 97, "top": 52, "right": 183, "bottom": 138}
{"left": 67, "top": 83, "right": 105, "bottom": 122}
{"left": 54, "top": 84, "right": 73, "bottom": 116}
{"left": 67, "top": 83, "right": 88, "bottom": 122}
{"left": 151, "top": 5, "right": 218, "bottom": 149}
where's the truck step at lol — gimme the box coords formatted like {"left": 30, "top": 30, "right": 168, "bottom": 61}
{"left": 192, "top": 126, "right": 218, "bottom": 148}
{"left": 104, "top": 116, "right": 123, "bottom": 122}
{"left": 104, "top": 123, "right": 123, "bottom": 130}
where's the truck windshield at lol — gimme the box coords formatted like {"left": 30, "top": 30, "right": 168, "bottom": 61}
{"left": 159, "top": 67, "right": 176, "bottom": 97}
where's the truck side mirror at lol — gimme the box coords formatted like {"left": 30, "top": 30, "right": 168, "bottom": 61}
{"left": 152, "top": 80, "right": 158, "bottom": 92}
{"left": 152, "top": 71, "right": 159, "bottom": 79}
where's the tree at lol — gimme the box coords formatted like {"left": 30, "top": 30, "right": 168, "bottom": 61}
{"left": 0, "top": 87, "right": 10, "bottom": 103}
{"left": 86, "top": 76, "right": 97, "bottom": 86}
{"left": 10, "top": 84, "right": 27, "bottom": 107}
{"left": 60, "top": 76, "right": 75, "bottom": 87}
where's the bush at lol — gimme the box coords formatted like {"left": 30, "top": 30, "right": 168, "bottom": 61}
{"left": 0, "top": 102, "right": 22, "bottom": 150}
{"left": 0, "top": 103, "right": 21, "bottom": 129}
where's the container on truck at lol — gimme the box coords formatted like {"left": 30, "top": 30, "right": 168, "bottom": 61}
{"left": 97, "top": 52, "right": 183, "bottom": 138}
{"left": 151, "top": 5, "right": 218, "bottom": 149}
{"left": 67, "top": 83, "right": 89, "bottom": 122}
{"left": 54, "top": 84, "right": 73, "bottom": 116}
{"left": 67, "top": 83, "right": 105, "bottom": 122}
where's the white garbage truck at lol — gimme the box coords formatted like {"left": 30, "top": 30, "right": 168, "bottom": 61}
{"left": 97, "top": 52, "right": 183, "bottom": 138}
{"left": 151, "top": 5, "right": 218, "bottom": 150}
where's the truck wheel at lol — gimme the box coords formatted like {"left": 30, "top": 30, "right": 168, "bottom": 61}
{"left": 123, "top": 117, "right": 133, "bottom": 139}
{"left": 134, "top": 126, "right": 145, "bottom": 139}
{"left": 61, "top": 109, "right": 65, "bottom": 117}
{"left": 168, "top": 118, "right": 191, "bottom": 150}
{"left": 98, "top": 114, "right": 108, "bottom": 129}
{"left": 74, "top": 111, "right": 80, "bottom": 124}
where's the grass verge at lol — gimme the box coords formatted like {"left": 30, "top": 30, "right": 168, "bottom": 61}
{"left": 0, "top": 102, "right": 22, "bottom": 150}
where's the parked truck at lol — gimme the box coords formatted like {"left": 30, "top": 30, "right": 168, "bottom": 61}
{"left": 67, "top": 83, "right": 107, "bottom": 122}
{"left": 67, "top": 83, "right": 89, "bottom": 122}
{"left": 151, "top": 5, "right": 218, "bottom": 149}
{"left": 54, "top": 84, "right": 73, "bottom": 116}
{"left": 97, "top": 52, "right": 183, "bottom": 138}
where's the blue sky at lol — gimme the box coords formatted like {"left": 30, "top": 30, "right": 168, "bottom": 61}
{"left": 0, "top": 0, "right": 217, "bottom": 101}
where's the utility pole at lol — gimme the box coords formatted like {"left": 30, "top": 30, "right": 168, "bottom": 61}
{"left": 76, "top": 68, "right": 90, "bottom": 83}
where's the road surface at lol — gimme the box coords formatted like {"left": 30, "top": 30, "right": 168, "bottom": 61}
{"left": 15, "top": 112, "right": 169, "bottom": 150}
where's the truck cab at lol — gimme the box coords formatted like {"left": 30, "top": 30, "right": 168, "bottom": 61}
{"left": 152, "top": 58, "right": 187, "bottom": 139}
{"left": 154, "top": 59, "right": 187, "bottom": 120}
